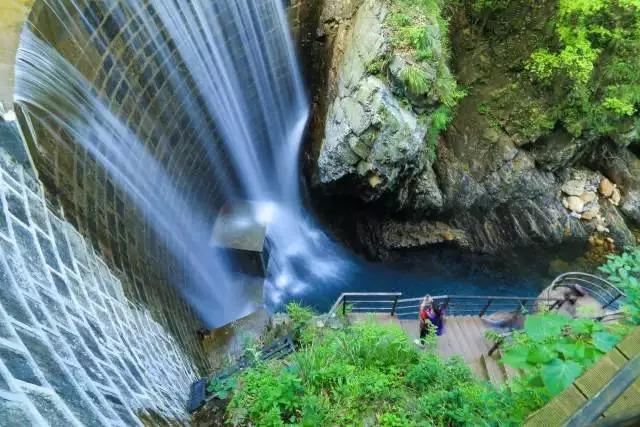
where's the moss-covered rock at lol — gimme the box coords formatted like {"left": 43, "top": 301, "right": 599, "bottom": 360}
{"left": 307, "top": 0, "right": 640, "bottom": 256}
{"left": 315, "top": 0, "right": 448, "bottom": 210}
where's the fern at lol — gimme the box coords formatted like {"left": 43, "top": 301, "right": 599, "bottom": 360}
{"left": 401, "top": 66, "right": 430, "bottom": 95}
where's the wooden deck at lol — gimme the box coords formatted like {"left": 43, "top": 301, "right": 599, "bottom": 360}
{"left": 525, "top": 327, "right": 640, "bottom": 426}
{"left": 347, "top": 312, "right": 519, "bottom": 386}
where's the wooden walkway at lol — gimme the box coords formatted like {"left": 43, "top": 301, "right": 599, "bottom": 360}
{"left": 524, "top": 327, "right": 640, "bottom": 426}
{"left": 348, "top": 312, "right": 519, "bottom": 386}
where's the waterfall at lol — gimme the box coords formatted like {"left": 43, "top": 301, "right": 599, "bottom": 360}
{"left": 14, "top": 0, "right": 345, "bottom": 326}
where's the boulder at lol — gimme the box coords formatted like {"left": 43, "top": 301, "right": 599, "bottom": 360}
{"left": 565, "top": 196, "right": 585, "bottom": 213}
{"left": 316, "top": 0, "right": 439, "bottom": 209}
{"left": 599, "top": 178, "right": 615, "bottom": 198}
{"left": 580, "top": 191, "right": 597, "bottom": 203}
{"left": 562, "top": 179, "right": 586, "bottom": 197}
{"left": 581, "top": 206, "right": 600, "bottom": 221}
{"left": 610, "top": 187, "right": 621, "bottom": 206}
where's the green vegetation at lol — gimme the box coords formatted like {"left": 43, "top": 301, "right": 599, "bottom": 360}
{"left": 600, "top": 247, "right": 640, "bottom": 324}
{"left": 426, "top": 105, "right": 454, "bottom": 160}
{"left": 400, "top": 66, "right": 431, "bottom": 95}
{"left": 217, "top": 251, "right": 640, "bottom": 425}
{"left": 497, "top": 313, "right": 630, "bottom": 399}
{"left": 494, "top": 247, "right": 638, "bottom": 406}
{"left": 380, "top": 0, "right": 466, "bottom": 158}
{"left": 472, "top": 0, "right": 512, "bottom": 12}
{"left": 227, "top": 320, "right": 533, "bottom": 426}
{"left": 524, "top": 0, "right": 640, "bottom": 141}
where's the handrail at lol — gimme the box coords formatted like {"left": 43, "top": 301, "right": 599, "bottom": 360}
{"left": 327, "top": 292, "right": 566, "bottom": 319}
{"left": 550, "top": 272, "right": 626, "bottom": 309}
{"left": 326, "top": 273, "right": 627, "bottom": 321}
{"left": 326, "top": 292, "right": 403, "bottom": 319}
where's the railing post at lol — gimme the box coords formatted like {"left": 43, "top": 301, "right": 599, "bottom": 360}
{"left": 390, "top": 295, "right": 399, "bottom": 317}
{"left": 479, "top": 299, "right": 493, "bottom": 317}
{"left": 602, "top": 293, "right": 622, "bottom": 309}
{"left": 342, "top": 296, "right": 346, "bottom": 317}
{"left": 519, "top": 299, "right": 528, "bottom": 314}
{"left": 488, "top": 335, "right": 504, "bottom": 357}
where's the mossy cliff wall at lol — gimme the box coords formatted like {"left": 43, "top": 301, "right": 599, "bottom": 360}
{"left": 308, "top": 0, "right": 640, "bottom": 258}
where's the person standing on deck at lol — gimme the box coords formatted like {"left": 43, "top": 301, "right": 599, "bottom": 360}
{"left": 418, "top": 295, "right": 444, "bottom": 343}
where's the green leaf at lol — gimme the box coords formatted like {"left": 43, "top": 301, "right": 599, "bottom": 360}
{"left": 592, "top": 332, "right": 620, "bottom": 353}
{"left": 554, "top": 341, "right": 579, "bottom": 359}
{"left": 541, "top": 360, "right": 583, "bottom": 395}
{"left": 502, "top": 346, "right": 532, "bottom": 369}
{"left": 570, "top": 318, "right": 595, "bottom": 335}
{"left": 524, "top": 314, "right": 571, "bottom": 342}
{"left": 526, "top": 346, "right": 555, "bottom": 365}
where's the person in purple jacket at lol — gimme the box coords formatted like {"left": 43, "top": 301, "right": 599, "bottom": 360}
{"left": 418, "top": 295, "right": 444, "bottom": 343}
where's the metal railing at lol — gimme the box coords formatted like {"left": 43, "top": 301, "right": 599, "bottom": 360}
{"left": 548, "top": 272, "right": 626, "bottom": 310}
{"left": 327, "top": 292, "right": 567, "bottom": 320}
{"left": 327, "top": 293, "right": 403, "bottom": 318}
{"left": 327, "top": 273, "right": 628, "bottom": 321}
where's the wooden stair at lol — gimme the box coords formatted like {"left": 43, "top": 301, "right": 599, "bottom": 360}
{"left": 349, "top": 313, "right": 520, "bottom": 387}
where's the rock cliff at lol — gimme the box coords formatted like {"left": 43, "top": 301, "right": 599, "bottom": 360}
{"left": 305, "top": 0, "right": 640, "bottom": 258}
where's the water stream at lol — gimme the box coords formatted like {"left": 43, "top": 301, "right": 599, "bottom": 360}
{"left": 14, "top": 0, "right": 572, "bottom": 327}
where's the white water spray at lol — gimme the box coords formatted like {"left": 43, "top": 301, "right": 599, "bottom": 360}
{"left": 15, "top": 0, "right": 347, "bottom": 325}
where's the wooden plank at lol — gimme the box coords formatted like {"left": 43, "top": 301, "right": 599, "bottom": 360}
{"left": 481, "top": 354, "right": 504, "bottom": 386}
{"left": 565, "top": 355, "right": 640, "bottom": 427}
{"left": 603, "top": 376, "right": 640, "bottom": 417}
{"left": 470, "top": 317, "right": 493, "bottom": 353}
{"left": 575, "top": 349, "right": 628, "bottom": 398}
{"left": 446, "top": 317, "right": 476, "bottom": 362}
{"left": 524, "top": 385, "right": 587, "bottom": 427}
{"left": 616, "top": 327, "right": 640, "bottom": 360}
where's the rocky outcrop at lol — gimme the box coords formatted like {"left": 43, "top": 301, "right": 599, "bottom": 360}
{"left": 315, "top": 0, "right": 442, "bottom": 211}
{"left": 307, "top": 0, "right": 640, "bottom": 258}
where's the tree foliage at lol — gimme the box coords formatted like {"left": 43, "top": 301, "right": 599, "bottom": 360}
{"left": 499, "top": 311, "right": 630, "bottom": 400}
{"left": 525, "top": 0, "right": 640, "bottom": 142}
{"left": 599, "top": 247, "right": 640, "bottom": 324}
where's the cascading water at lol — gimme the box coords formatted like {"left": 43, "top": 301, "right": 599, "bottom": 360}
{"left": 14, "top": 0, "right": 346, "bottom": 326}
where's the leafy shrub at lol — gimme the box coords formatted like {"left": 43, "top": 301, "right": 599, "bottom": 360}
{"left": 207, "top": 376, "right": 237, "bottom": 400}
{"left": 228, "top": 321, "right": 528, "bottom": 426}
{"left": 426, "top": 105, "right": 453, "bottom": 160}
{"left": 599, "top": 247, "right": 640, "bottom": 324}
{"left": 400, "top": 66, "right": 430, "bottom": 95}
{"left": 500, "top": 312, "right": 629, "bottom": 399}
{"left": 525, "top": 0, "right": 640, "bottom": 141}
{"left": 285, "top": 302, "right": 314, "bottom": 329}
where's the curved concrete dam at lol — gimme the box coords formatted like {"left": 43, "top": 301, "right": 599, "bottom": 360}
{"left": 0, "top": 0, "right": 568, "bottom": 425}
{"left": 1, "top": 0, "right": 310, "bottom": 424}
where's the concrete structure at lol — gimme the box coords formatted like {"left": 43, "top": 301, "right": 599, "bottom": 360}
{"left": 0, "top": 0, "right": 312, "bottom": 424}
{"left": 211, "top": 202, "right": 270, "bottom": 277}
{"left": 0, "top": 119, "right": 200, "bottom": 425}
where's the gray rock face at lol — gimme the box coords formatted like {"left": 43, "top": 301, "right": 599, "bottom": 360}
{"left": 319, "top": 77, "right": 425, "bottom": 187}
{"left": 308, "top": 0, "right": 640, "bottom": 256}
{"left": 316, "top": 0, "right": 442, "bottom": 209}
